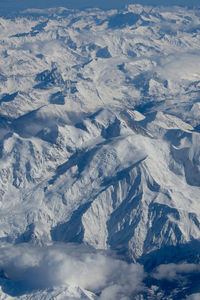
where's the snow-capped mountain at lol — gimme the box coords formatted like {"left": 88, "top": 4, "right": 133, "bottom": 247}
{"left": 0, "top": 3, "right": 200, "bottom": 299}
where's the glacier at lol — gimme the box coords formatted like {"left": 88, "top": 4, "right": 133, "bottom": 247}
{"left": 0, "top": 3, "right": 200, "bottom": 299}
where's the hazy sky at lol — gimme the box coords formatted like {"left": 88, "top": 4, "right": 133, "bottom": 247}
{"left": 0, "top": 0, "right": 199, "bottom": 13}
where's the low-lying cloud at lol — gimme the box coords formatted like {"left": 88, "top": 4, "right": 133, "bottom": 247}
{"left": 0, "top": 243, "right": 145, "bottom": 299}
{"left": 187, "top": 293, "right": 200, "bottom": 300}
{"left": 157, "top": 53, "right": 200, "bottom": 82}
{"left": 152, "top": 262, "right": 200, "bottom": 281}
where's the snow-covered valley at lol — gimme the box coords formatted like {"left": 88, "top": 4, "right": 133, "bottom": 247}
{"left": 0, "top": 4, "right": 200, "bottom": 299}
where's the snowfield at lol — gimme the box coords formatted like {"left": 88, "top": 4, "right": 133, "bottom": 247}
{"left": 0, "top": 3, "right": 200, "bottom": 299}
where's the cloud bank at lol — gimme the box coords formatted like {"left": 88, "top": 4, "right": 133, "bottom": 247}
{"left": 0, "top": 243, "right": 144, "bottom": 299}
{"left": 152, "top": 262, "right": 200, "bottom": 281}
{"left": 187, "top": 294, "right": 200, "bottom": 300}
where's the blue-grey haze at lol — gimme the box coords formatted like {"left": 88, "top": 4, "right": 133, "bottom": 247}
{"left": 0, "top": 0, "right": 199, "bottom": 14}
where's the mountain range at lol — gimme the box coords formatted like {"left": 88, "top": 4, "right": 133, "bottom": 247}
{"left": 0, "top": 3, "right": 200, "bottom": 299}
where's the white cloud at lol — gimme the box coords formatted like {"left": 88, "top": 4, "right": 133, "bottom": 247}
{"left": 157, "top": 53, "right": 200, "bottom": 82}
{"left": 152, "top": 263, "right": 200, "bottom": 281}
{"left": 187, "top": 293, "right": 200, "bottom": 300}
{"left": 0, "top": 243, "right": 145, "bottom": 299}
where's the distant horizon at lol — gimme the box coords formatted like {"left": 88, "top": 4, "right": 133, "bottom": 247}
{"left": 0, "top": 0, "right": 199, "bottom": 14}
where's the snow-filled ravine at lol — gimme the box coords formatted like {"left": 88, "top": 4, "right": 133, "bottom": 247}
{"left": 0, "top": 4, "right": 200, "bottom": 299}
